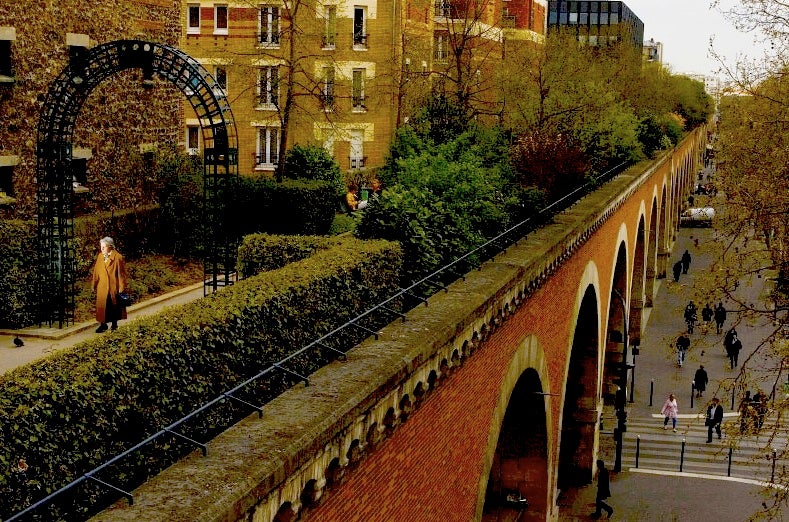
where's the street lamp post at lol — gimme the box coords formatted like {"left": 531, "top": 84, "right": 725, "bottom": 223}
{"left": 612, "top": 290, "right": 630, "bottom": 472}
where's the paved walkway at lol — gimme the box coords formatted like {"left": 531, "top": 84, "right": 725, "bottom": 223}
{"left": 0, "top": 281, "right": 207, "bottom": 375}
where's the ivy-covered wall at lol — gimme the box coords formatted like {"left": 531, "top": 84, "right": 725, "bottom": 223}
{"left": 0, "top": 0, "right": 182, "bottom": 219}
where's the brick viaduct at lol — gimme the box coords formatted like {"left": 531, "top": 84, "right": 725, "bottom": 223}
{"left": 93, "top": 128, "right": 706, "bottom": 522}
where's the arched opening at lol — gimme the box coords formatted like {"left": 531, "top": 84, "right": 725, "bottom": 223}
{"left": 645, "top": 197, "right": 659, "bottom": 306}
{"left": 558, "top": 285, "right": 599, "bottom": 489}
{"left": 482, "top": 368, "right": 548, "bottom": 521}
{"left": 273, "top": 501, "right": 297, "bottom": 522}
{"left": 35, "top": 40, "right": 238, "bottom": 326}
{"left": 656, "top": 184, "right": 668, "bottom": 278}
{"left": 629, "top": 216, "right": 646, "bottom": 338}
{"left": 604, "top": 243, "right": 629, "bottom": 404}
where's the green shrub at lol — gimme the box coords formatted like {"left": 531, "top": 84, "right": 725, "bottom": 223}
{"left": 283, "top": 144, "right": 345, "bottom": 196}
{"left": 0, "top": 236, "right": 401, "bottom": 519}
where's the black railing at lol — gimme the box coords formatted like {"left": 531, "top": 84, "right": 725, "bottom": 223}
{"left": 6, "top": 160, "right": 632, "bottom": 521}
{"left": 255, "top": 153, "right": 279, "bottom": 166}
{"left": 322, "top": 34, "right": 337, "bottom": 48}
{"left": 322, "top": 92, "right": 335, "bottom": 109}
{"left": 352, "top": 94, "right": 366, "bottom": 109}
{"left": 258, "top": 31, "right": 280, "bottom": 45}
{"left": 353, "top": 33, "right": 368, "bottom": 47}
{"left": 350, "top": 156, "right": 366, "bottom": 169}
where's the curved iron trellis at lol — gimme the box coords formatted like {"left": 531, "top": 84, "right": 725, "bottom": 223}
{"left": 36, "top": 40, "right": 238, "bottom": 327}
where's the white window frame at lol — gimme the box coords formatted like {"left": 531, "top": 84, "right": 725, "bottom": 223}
{"left": 322, "top": 66, "right": 335, "bottom": 111}
{"left": 214, "top": 5, "right": 229, "bottom": 35}
{"left": 353, "top": 6, "right": 367, "bottom": 49}
{"left": 257, "top": 65, "right": 279, "bottom": 109}
{"left": 256, "top": 126, "right": 281, "bottom": 170}
{"left": 349, "top": 130, "right": 364, "bottom": 169}
{"left": 187, "top": 5, "right": 201, "bottom": 34}
{"left": 259, "top": 6, "right": 280, "bottom": 46}
{"left": 434, "top": 32, "right": 448, "bottom": 62}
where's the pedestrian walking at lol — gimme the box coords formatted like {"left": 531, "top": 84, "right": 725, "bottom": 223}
{"left": 92, "top": 236, "right": 128, "bottom": 333}
{"left": 723, "top": 326, "right": 738, "bottom": 354}
{"left": 701, "top": 303, "right": 713, "bottom": 324}
{"left": 752, "top": 390, "right": 767, "bottom": 430}
{"left": 706, "top": 397, "right": 724, "bottom": 442}
{"left": 676, "top": 333, "right": 690, "bottom": 367}
{"left": 661, "top": 393, "right": 679, "bottom": 432}
{"left": 714, "top": 302, "right": 727, "bottom": 334}
{"left": 681, "top": 249, "right": 692, "bottom": 274}
{"left": 693, "top": 365, "right": 708, "bottom": 398}
{"left": 672, "top": 260, "right": 682, "bottom": 282}
{"left": 727, "top": 334, "right": 742, "bottom": 369}
{"left": 683, "top": 301, "right": 697, "bottom": 334}
{"left": 590, "top": 459, "right": 614, "bottom": 519}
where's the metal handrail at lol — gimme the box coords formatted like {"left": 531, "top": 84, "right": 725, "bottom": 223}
{"left": 6, "top": 160, "right": 630, "bottom": 521}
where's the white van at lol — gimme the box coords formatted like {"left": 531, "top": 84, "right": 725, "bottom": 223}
{"left": 680, "top": 207, "right": 715, "bottom": 227}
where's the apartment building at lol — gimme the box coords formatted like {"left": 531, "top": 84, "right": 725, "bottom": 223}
{"left": 180, "top": 0, "right": 547, "bottom": 175}
{"left": 547, "top": 1, "right": 643, "bottom": 49}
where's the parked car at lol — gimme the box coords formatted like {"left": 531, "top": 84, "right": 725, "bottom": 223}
{"left": 680, "top": 207, "right": 715, "bottom": 227}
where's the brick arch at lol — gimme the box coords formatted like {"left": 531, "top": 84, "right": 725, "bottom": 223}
{"left": 629, "top": 211, "right": 647, "bottom": 339}
{"left": 603, "top": 226, "right": 629, "bottom": 401}
{"left": 476, "top": 336, "right": 551, "bottom": 520}
{"left": 645, "top": 194, "right": 660, "bottom": 306}
{"left": 557, "top": 261, "right": 601, "bottom": 490}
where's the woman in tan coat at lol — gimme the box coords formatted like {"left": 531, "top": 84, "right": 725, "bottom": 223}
{"left": 92, "top": 237, "right": 128, "bottom": 333}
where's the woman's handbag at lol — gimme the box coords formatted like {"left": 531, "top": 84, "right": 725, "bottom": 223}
{"left": 117, "top": 292, "right": 132, "bottom": 307}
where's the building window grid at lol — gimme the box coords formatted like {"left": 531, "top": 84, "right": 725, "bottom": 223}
{"left": 256, "top": 127, "right": 280, "bottom": 167}
{"left": 352, "top": 69, "right": 365, "bottom": 110}
{"left": 187, "top": 126, "right": 200, "bottom": 155}
{"left": 257, "top": 66, "right": 279, "bottom": 108}
{"left": 259, "top": 6, "right": 280, "bottom": 45}
{"left": 322, "top": 66, "right": 335, "bottom": 110}
{"left": 353, "top": 7, "right": 368, "bottom": 48}
{"left": 187, "top": 5, "right": 201, "bottom": 34}
{"left": 323, "top": 6, "right": 337, "bottom": 48}
{"left": 434, "top": 33, "right": 448, "bottom": 62}
{"left": 214, "top": 5, "right": 228, "bottom": 34}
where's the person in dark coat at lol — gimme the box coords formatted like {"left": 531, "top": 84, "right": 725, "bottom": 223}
{"left": 683, "top": 301, "right": 698, "bottom": 333}
{"left": 693, "top": 365, "right": 708, "bottom": 397}
{"left": 701, "top": 303, "right": 714, "bottom": 324}
{"left": 752, "top": 390, "right": 767, "bottom": 430}
{"left": 681, "top": 249, "right": 692, "bottom": 274}
{"left": 728, "top": 334, "right": 742, "bottom": 369}
{"left": 706, "top": 397, "right": 724, "bottom": 442}
{"left": 672, "top": 260, "right": 683, "bottom": 282}
{"left": 714, "top": 303, "right": 727, "bottom": 334}
{"left": 92, "top": 237, "right": 128, "bottom": 333}
{"left": 590, "top": 459, "right": 613, "bottom": 518}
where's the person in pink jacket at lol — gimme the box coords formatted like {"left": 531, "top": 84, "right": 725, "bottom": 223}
{"left": 661, "top": 393, "right": 679, "bottom": 432}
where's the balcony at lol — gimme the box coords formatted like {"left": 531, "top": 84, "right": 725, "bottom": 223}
{"left": 255, "top": 153, "right": 279, "bottom": 169}
{"left": 321, "top": 93, "right": 335, "bottom": 110}
{"left": 434, "top": 2, "right": 455, "bottom": 18}
{"left": 258, "top": 31, "right": 280, "bottom": 46}
{"left": 349, "top": 156, "right": 366, "bottom": 170}
{"left": 322, "top": 34, "right": 337, "bottom": 49}
{"left": 352, "top": 94, "right": 366, "bottom": 111}
{"left": 353, "top": 33, "right": 368, "bottom": 49}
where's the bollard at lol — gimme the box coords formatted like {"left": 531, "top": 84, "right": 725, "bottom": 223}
{"left": 728, "top": 447, "right": 733, "bottom": 476}
{"left": 636, "top": 435, "right": 641, "bottom": 468}
{"left": 772, "top": 449, "right": 777, "bottom": 483}
{"left": 680, "top": 438, "right": 686, "bottom": 472}
{"left": 650, "top": 379, "right": 654, "bottom": 407}
{"left": 691, "top": 381, "right": 695, "bottom": 409}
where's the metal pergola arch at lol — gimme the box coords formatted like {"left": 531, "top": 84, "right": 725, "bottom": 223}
{"left": 36, "top": 40, "right": 238, "bottom": 327}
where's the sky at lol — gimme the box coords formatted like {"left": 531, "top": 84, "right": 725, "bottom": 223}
{"left": 623, "top": 0, "right": 771, "bottom": 78}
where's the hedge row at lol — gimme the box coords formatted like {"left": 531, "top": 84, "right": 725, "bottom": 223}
{"left": 236, "top": 233, "right": 346, "bottom": 278}
{"left": 0, "top": 220, "right": 38, "bottom": 328}
{"left": 0, "top": 236, "right": 401, "bottom": 518}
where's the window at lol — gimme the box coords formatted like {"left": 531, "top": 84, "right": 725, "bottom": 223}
{"left": 435, "top": 0, "right": 452, "bottom": 17}
{"left": 353, "top": 7, "right": 367, "bottom": 48}
{"left": 256, "top": 127, "right": 280, "bottom": 168}
{"left": 349, "top": 130, "right": 364, "bottom": 169}
{"left": 257, "top": 65, "right": 279, "bottom": 108}
{"left": 214, "top": 5, "right": 228, "bottom": 34}
{"left": 323, "top": 6, "right": 337, "bottom": 48}
{"left": 187, "top": 5, "right": 201, "bottom": 34}
{"left": 214, "top": 66, "right": 227, "bottom": 97}
{"left": 352, "top": 69, "right": 365, "bottom": 110}
{"left": 434, "top": 33, "right": 448, "bottom": 62}
{"left": 0, "top": 26, "right": 16, "bottom": 82}
{"left": 187, "top": 126, "right": 200, "bottom": 155}
{"left": 259, "top": 6, "right": 280, "bottom": 45}
{"left": 322, "top": 66, "right": 335, "bottom": 110}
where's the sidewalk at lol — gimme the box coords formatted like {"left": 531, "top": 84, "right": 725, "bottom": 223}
{"left": 0, "top": 281, "right": 207, "bottom": 375}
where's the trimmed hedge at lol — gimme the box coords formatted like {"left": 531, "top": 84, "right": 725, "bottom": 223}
{"left": 236, "top": 233, "right": 346, "bottom": 278}
{"left": 0, "top": 236, "right": 401, "bottom": 519}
